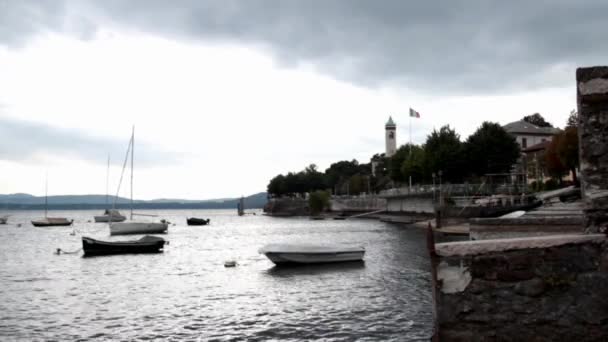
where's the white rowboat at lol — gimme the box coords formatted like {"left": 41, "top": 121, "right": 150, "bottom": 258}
{"left": 259, "top": 243, "right": 365, "bottom": 265}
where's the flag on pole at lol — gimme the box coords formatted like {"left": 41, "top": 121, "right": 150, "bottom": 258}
{"left": 409, "top": 108, "right": 421, "bottom": 118}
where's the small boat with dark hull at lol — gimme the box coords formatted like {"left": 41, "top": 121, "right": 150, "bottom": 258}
{"left": 0, "top": 215, "right": 8, "bottom": 224}
{"left": 31, "top": 217, "right": 74, "bottom": 227}
{"left": 82, "top": 235, "right": 166, "bottom": 256}
{"left": 186, "top": 217, "right": 210, "bottom": 226}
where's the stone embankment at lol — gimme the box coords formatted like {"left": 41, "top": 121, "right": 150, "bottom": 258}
{"left": 434, "top": 234, "right": 608, "bottom": 341}
{"left": 430, "top": 66, "right": 608, "bottom": 341}
{"left": 263, "top": 196, "right": 386, "bottom": 216}
{"left": 263, "top": 198, "right": 309, "bottom": 216}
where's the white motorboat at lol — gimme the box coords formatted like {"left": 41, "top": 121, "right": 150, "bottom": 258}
{"left": 109, "top": 127, "right": 169, "bottom": 236}
{"left": 258, "top": 243, "right": 365, "bottom": 265}
{"left": 94, "top": 209, "right": 127, "bottom": 223}
{"left": 109, "top": 221, "right": 168, "bottom": 235}
{"left": 31, "top": 217, "right": 73, "bottom": 227}
{"left": 0, "top": 215, "right": 8, "bottom": 224}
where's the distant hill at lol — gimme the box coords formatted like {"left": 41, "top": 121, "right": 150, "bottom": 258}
{"left": 0, "top": 192, "right": 267, "bottom": 210}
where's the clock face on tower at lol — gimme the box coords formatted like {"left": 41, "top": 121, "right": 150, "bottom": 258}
{"left": 388, "top": 131, "right": 394, "bottom": 139}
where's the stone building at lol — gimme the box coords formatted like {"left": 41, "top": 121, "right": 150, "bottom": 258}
{"left": 385, "top": 116, "right": 397, "bottom": 157}
{"left": 372, "top": 117, "right": 397, "bottom": 177}
{"left": 503, "top": 119, "right": 559, "bottom": 149}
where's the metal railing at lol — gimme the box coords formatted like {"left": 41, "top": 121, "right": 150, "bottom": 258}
{"left": 378, "top": 183, "right": 529, "bottom": 197}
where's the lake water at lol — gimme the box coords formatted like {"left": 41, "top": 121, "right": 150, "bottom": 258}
{"left": 0, "top": 209, "right": 433, "bottom": 341}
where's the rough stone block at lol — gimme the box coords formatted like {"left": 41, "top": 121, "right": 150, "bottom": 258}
{"left": 577, "top": 66, "right": 608, "bottom": 102}
{"left": 514, "top": 278, "right": 546, "bottom": 297}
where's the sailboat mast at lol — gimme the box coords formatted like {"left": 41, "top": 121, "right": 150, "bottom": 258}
{"left": 44, "top": 172, "right": 48, "bottom": 218}
{"left": 130, "top": 126, "right": 134, "bottom": 220}
{"left": 105, "top": 155, "right": 110, "bottom": 209}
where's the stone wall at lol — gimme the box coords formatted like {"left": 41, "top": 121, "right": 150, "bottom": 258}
{"left": 386, "top": 196, "right": 435, "bottom": 213}
{"left": 434, "top": 235, "right": 608, "bottom": 341}
{"left": 264, "top": 196, "right": 386, "bottom": 216}
{"left": 330, "top": 196, "right": 386, "bottom": 212}
{"left": 578, "top": 66, "right": 608, "bottom": 233}
{"left": 263, "top": 198, "right": 309, "bottom": 216}
{"left": 469, "top": 216, "right": 584, "bottom": 240}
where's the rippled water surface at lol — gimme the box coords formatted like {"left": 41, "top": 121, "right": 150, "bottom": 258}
{"left": 0, "top": 209, "right": 433, "bottom": 341}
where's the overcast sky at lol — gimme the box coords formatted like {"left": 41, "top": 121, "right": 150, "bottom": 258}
{"left": 1, "top": 0, "right": 603, "bottom": 199}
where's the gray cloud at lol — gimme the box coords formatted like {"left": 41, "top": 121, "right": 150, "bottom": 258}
{"left": 0, "top": 116, "right": 182, "bottom": 166}
{"left": 1, "top": 0, "right": 607, "bottom": 93}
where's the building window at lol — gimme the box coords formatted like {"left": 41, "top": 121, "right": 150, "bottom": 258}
{"left": 522, "top": 137, "right": 527, "bottom": 148}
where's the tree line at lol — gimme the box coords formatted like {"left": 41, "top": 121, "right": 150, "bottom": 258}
{"left": 267, "top": 114, "right": 579, "bottom": 197}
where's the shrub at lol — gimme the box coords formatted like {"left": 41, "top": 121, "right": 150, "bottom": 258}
{"left": 309, "top": 190, "right": 330, "bottom": 215}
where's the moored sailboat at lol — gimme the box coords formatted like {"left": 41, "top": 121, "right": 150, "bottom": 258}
{"left": 94, "top": 156, "right": 127, "bottom": 223}
{"left": 109, "top": 127, "right": 168, "bottom": 235}
{"left": 31, "top": 174, "right": 73, "bottom": 227}
{"left": 94, "top": 209, "right": 127, "bottom": 223}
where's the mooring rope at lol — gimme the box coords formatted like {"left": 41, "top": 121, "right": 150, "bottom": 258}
{"left": 55, "top": 247, "right": 82, "bottom": 255}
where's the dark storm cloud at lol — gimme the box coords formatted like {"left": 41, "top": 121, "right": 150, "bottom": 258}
{"left": 0, "top": 117, "right": 181, "bottom": 166}
{"left": 1, "top": 0, "right": 607, "bottom": 93}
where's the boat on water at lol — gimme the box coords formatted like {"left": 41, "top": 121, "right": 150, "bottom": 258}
{"left": 186, "top": 217, "right": 210, "bottom": 226}
{"left": 31, "top": 175, "right": 73, "bottom": 227}
{"left": 0, "top": 215, "right": 8, "bottom": 224}
{"left": 94, "top": 209, "right": 127, "bottom": 223}
{"left": 82, "top": 235, "right": 166, "bottom": 256}
{"left": 32, "top": 217, "right": 74, "bottom": 227}
{"left": 110, "top": 221, "right": 168, "bottom": 235}
{"left": 258, "top": 243, "right": 365, "bottom": 265}
{"left": 94, "top": 157, "right": 127, "bottom": 223}
{"left": 109, "top": 127, "right": 169, "bottom": 235}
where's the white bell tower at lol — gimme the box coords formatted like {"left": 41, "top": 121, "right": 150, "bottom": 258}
{"left": 385, "top": 116, "right": 397, "bottom": 157}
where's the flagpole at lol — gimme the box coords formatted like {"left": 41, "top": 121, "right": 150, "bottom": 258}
{"left": 409, "top": 110, "right": 412, "bottom": 192}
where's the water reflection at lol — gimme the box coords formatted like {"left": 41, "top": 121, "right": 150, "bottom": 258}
{"left": 264, "top": 260, "right": 366, "bottom": 277}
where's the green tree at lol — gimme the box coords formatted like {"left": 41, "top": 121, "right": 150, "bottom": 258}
{"left": 370, "top": 154, "right": 387, "bottom": 176}
{"left": 557, "top": 127, "right": 579, "bottom": 184}
{"left": 566, "top": 110, "right": 578, "bottom": 128}
{"left": 303, "top": 164, "right": 327, "bottom": 192}
{"left": 545, "top": 135, "right": 568, "bottom": 182}
{"left": 464, "top": 122, "right": 521, "bottom": 177}
{"left": 309, "top": 190, "right": 330, "bottom": 214}
{"left": 424, "top": 125, "right": 465, "bottom": 182}
{"left": 523, "top": 113, "right": 553, "bottom": 127}
{"left": 267, "top": 174, "right": 286, "bottom": 196}
{"left": 401, "top": 144, "right": 426, "bottom": 184}
{"left": 388, "top": 145, "right": 412, "bottom": 183}
{"left": 348, "top": 174, "right": 364, "bottom": 194}
{"left": 325, "top": 159, "right": 361, "bottom": 193}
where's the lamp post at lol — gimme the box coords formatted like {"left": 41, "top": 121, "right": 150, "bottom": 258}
{"left": 438, "top": 171, "right": 443, "bottom": 205}
{"left": 432, "top": 172, "right": 436, "bottom": 203}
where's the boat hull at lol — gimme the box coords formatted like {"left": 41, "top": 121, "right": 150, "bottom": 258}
{"left": 186, "top": 218, "right": 210, "bottom": 226}
{"left": 82, "top": 236, "right": 165, "bottom": 256}
{"left": 263, "top": 251, "right": 365, "bottom": 265}
{"left": 31, "top": 218, "right": 73, "bottom": 227}
{"left": 94, "top": 215, "right": 127, "bottom": 223}
{"left": 109, "top": 222, "right": 168, "bottom": 235}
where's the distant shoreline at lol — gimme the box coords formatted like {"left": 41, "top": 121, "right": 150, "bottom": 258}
{"left": 1, "top": 203, "right": 264, "bottom": 210}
